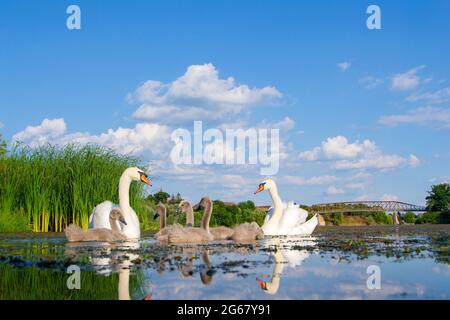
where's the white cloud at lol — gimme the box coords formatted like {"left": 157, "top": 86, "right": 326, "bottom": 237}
{"left": 334, "top": 154, "right": 419, "bottom": 170}
{"left": 133, "top": 104, "right": 221, "bottom": 124}
{"left": 322, "top": 136, "right": 376, "bottom": 159}
{"left": 430, "top": 176, "right": 450, "bottom": 184}
{"left": 283, "top": 175, "right": 337, "bottom": 186}
{"left": 407, "top": 87, "right": 450, "bottom": 105}
{"left": 0, "top": 121, "right": 4, "bottom": 129}
{"left": 300, "top": 136, "right": 374, "bottom": 160}
{"left": 326, "top": 186, "right": 345, "bottom": 195}
{"left": 274, "top": 116, "right": 295, "bottom": 130}
{"left": 380, "top": 193, "right": 399, "bottom": 201}
{"left": 359, "top": 76, "right": 383, "bottom": 89}
{"left": 378, "top": 106, "right": 450, "bottom": 129}
{"left": 130, "top": 64, "right": 282, "bottom": 124}
{"left": 298, "top": 146, "right": 321, "bottom": 161}
{"left": 12, "top": 118, "right": 171, "bottom": 157}
{"left": 337, "top": 62, "right": 351, "bottom": 72}
{"left": 391, "top": 65, "right": 425, "bottom": 91}
{"left": 12, "top": 118, "right": 67, "bottom": 147}
{"left": 299, "top": 135, "right": 419, "bottom": 170}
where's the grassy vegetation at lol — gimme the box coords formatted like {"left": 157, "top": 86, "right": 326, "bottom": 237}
{"left": 0, "top": 144, "right": 146, "bottom": 232}
{"left": 0, "top": 264, "right": 145, "bottom": 300}
{"left": 416, "top": 211, "right": 450, "bottom": 224}
{"left": 318, "top": 211, "right": 393, "bottom": 226}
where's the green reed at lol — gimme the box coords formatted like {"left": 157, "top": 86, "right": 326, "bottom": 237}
{"left": 0, "top": 263, "right": 146, "bottom": 300}
{"left": 0, "top": 144, "right": 147, "bottom": 232}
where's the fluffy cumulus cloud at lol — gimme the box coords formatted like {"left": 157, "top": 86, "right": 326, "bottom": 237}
{"left": 378, "top": 106, "right": 450, "bottom": 129}
{"left": 12, "top": 118, "right": 67, "bottom": 147}
{"left": 391, "top": 65, "right": 426, "bottom": 91}
{"left": 12, "top": 118, "right": 171, "bottom": 157}
{"left": 130, "top": 64, "right": 282, "bottom": 124}
{"left": 299, "top": 135, "right": 419, "bottom": 170}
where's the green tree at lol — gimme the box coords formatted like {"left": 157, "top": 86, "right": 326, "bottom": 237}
{"left": 152, "top": 189, "right": 170, "bottom": 204}
{"left": 415, "top": 211, "right": 440, "bottom": 224}
{"left": 438, "top": 210, "right": 450, "bottom": 224}
{"left": 332, "top": 212, "right": 344, "bottom": 225}
{"left": 238, "top": 200, "right": 255, "bottom": 210}
{"left": 371, "top": 211, "right": 389, "bottom": 224}
{"left": 426, "top": 183, "right": 450, "bottom": 212}
{"left": 402, "top": 211, "right": 416, "bottom": 224}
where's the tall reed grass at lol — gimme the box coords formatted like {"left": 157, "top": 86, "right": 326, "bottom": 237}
{"left": 0, "top": 263, "right": 146, "bottom": 300}
{"left": 0, "top": 144, "right": 146, "bottom": 232}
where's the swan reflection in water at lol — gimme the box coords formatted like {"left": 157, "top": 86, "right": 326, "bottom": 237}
{"left": 157, "top": 249, "right": 215, "bottom": 286}
{"left": 65, "top": 240, "right": 144, "bottom": 300}
{"left": 64, "top": 236, "right": 317, "bottom": 299}
{"left": 257, "top": 236, "right": 318, "bottom": 295}
{"left": 65, "top": 240, "right": 217, "bottom": 299}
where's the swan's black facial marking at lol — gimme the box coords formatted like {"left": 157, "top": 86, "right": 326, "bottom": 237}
{"left": 138, "top": 171, "right": 152, "bottom": 186}
{"left": 153, "top": 213, "right": 159, "bottom": 220}
{"left": 119, "top": 216, "right": 127, "bottom": 225}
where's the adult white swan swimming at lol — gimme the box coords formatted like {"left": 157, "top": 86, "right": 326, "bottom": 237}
{"left": 88, "top": 167, "right": 151, "bottom": 239}
{"left": 254, "top": 179, "right": 318, "bottom": 236}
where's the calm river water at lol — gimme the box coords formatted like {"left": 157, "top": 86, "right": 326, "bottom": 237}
{"left": 0, "top": 225, "right": 448, "bottom": 300}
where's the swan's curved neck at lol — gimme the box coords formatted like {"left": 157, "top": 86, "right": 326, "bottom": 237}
{"left": 118, "top": 269, "right": 131, "bottom": 300}
{"left": 185, "top": 206, "right": 194, "bottom": 227}
{"left": 201, "top": 201, "right": 212, "bottom": 233}
{"left": 266, "top": 251, "right": 284, "bottom": 294}
{"left": 118, "top": 174, "right": 132, "bottom": 221}
{"left": 268, "top": 185, "right": 283, "bottom": 219}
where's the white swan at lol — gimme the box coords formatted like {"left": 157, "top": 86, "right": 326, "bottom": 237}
{"left": 254, "top": 179, "right": 318, "bottom": 236}
{"left": 257, "top": 237, "right": 316, "bottom": 295}
{"left": 88, "top": 167, "right": 151, "bottom": 239}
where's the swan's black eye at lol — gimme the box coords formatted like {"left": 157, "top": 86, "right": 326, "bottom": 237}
{"left": 138, "top": 171, "right": 148, "bottom": 178}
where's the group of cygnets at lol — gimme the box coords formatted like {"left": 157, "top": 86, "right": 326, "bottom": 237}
{"left": 154, "top": 196, "right": 264, "bottom": 244}
{"left": 65, "top": 196, "right": 263, "bottom": 244}
{"left": 65, "top": 208, "right": 128, "bottom": 242}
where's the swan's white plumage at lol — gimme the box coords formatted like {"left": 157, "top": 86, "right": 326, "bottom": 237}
{"left": 278, "top": 202, "right": 308, "bottom": 233}
{"left": 88, "top": 167, "right": 147, "bottom": 240}
{"left": 258, "top": 179, "right": 318, "bottom": 236}
{"left": 89, "top": 201, "right": 119, "bottom": 230}
{"left": 89, "top": 201, "right": 140, "bottom": 239}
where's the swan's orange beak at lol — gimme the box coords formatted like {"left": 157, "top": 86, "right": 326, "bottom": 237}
{"left": 143, "top": 292, "right": 153, "bottom": 300}
{"left": 256, "top": 277, "right": 268, "bottom": 291}
{"left": 140, "top": 174, "right": 152, "bottom": 186}
{"left": 254, "top": 184, "right": 265, "bottom": 194}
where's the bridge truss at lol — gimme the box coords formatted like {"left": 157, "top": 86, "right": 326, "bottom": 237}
{"left": 310, "top": 201, "right": 426, "bottom": 214}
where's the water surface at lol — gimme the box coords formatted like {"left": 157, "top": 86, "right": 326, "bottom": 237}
{"left": 0, "top": 225, "right": 448, "bottom": 300}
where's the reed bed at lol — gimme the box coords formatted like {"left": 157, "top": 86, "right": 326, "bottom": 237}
{"left": 0, "top": 144, "right": 146, "bottom": 232}
{"left": 0, "top": 263, "right": 146, "bottom": 300}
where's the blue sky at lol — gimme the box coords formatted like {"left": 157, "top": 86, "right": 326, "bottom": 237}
{"left": 1, "top": 0, "right": 449, "bottom": 206}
